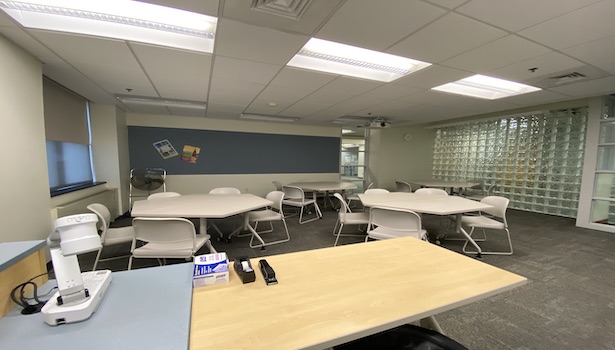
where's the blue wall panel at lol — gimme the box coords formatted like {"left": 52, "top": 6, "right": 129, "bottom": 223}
{"left": 128, "top": 126, "right": 340, "bottom": 174}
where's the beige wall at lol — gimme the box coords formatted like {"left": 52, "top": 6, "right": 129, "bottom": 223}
{"left": 0, "top": 35, "right": 52, "bottom": 242}
{"left": 90, "top": 104, "right": 131, "bottom": 215}
{"left": 367, "top": 126, "right": 436, "bottom": 191}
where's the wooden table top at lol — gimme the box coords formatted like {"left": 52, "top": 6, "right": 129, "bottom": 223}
{"left": 190, "top": 237, "right": 526, "bottom": 349}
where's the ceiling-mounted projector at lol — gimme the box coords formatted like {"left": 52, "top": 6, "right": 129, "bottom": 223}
{"left": 370, "top": 119, "right": 391, "bottom": 128}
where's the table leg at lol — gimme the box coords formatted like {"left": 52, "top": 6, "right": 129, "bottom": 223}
{"left": 455, "top": 213, "right": 482, "bottom": 256}
{"left": 419, "top": 316, "right": 444, "bottom": 334}
{"left": 199, "top": 218, "right": 207, "bottom": 235}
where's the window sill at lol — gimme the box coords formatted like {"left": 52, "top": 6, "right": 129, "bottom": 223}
{"left": 50, "top": 181, "right": 106, "bottom": 197}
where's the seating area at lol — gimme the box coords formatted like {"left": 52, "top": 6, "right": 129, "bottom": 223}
{"left": 72, "top": 202, "right": 615, "bottom": 350}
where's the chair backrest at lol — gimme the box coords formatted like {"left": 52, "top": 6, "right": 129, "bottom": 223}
{"left": 87, "top": 203, "right": 111, "bottom": 238}
{"left": 333, "top": 193, "right": 351, "bottom": 219}
{"left": 369, "top": 206, "right": 422, "bottom": 232}
{"left": 414, "top": 188, "right": 449, "bottom": 196}
{"left": 282, "top": 185, "right": 305, "bottom": 200}
{"left": 395, "top": 181, "right": 412, "bottom": 192}
{"left": 132, "top": 217, "right": 197, "bottom": 251}
{"left": 209, "top": 187, "right": 241, "bottom": 194}
{"left": 364, "top": 188, "right": 390, "bottom": 195}
{"left": 480, "top": 196, "right": 509, "bottom": 223}
{"left": 272, "top": 180, "right": 283, "bottom": 191}
{"left": 147, "top": 192, "right": 181, "bottom": 200}
{"left": 265, "top": 191, "right": 285, "bottom": 214}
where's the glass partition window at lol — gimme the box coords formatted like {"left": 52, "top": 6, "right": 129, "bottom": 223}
{"left": 341, "top": 137, "right": 366, "bottom": 192}
{"left": 590, "top": 97, "right": 615, "bottom": 226}
{"left": 433, "top": 106, "right": 588, "bottom": 218}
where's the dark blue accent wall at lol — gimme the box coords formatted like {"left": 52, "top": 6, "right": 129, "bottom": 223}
{"left": 128, "top": 126, "right": 340, "bottom": 174}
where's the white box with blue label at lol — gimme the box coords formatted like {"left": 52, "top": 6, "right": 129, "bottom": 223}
{"left": 193, "top": 252, "right": 229, "bottom": 288}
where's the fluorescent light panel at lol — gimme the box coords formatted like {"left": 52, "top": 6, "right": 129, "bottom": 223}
{"left": 0, "top": 0, "right": 217, "bottom": 53}
{"left": 239, "top": 114, "right": 298, "bottom": 123}
{"left": 116, "top": 95, "right": 206, "bottom": 110}
{"left": 432, "top": 74, "right": 541, "bottom": 100}
{"left": 287, "top": 38, "right": 431, "bottom": 82}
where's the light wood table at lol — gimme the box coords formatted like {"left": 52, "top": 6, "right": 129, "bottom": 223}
{"left": 190, "top": 237, "right": 527, "bottom": 349}
{"left": 359, "top": 192, "right": 492, "bottom": 256}
{"left": 0, "top": 240, "right": 47, "bottom": 318}
{"left": 131, "top": 193, "right": 272, "bottom": 235}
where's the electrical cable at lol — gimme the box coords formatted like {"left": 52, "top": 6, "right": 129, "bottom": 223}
{"left": 9, "top": 272, "right": 55, "bottom": 315}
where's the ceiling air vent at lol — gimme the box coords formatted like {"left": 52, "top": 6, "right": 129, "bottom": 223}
{"left": 250, "top": 0, "right": 314, "bottom": 20}
{"left": 547, "top": 72, "right": 587, "bottom": 85}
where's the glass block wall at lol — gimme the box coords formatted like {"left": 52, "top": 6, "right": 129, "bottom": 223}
{"left": 433, "top": 106, "right": 588, "bottom": 218}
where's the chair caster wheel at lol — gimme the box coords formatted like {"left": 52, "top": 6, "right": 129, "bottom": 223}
{"left": 226, "top": 238, "right": 232, "bottom": 243}
{"left": 216, "top": 237, "right": 222, "bottom": 242}
{"left": 435, "top": 240, "right": 441, "bottom": 245}
{"left": 260, "top": 247, "right": 266, "bottom": 251}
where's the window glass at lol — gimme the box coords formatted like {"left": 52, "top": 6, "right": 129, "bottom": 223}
{"left": 46, "top": 140, "right": 93, "bottom": 190}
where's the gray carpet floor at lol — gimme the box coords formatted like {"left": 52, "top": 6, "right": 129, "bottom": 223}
{"left": 77, "top": 202, "right": 615, "bottom": 350}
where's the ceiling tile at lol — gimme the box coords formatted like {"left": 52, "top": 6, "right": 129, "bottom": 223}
{"left": 394, "top": 65, "right": 471, "bottom": 89}
{"left": 487, "top": 52, "right": 585, "bottom": 82}
{"left": 502, "top": 90, "right": 571, "bottom": 106}
{"left": 131, "top": 43, "right": 211, "bottom": 101}
{"left": 214, "top": 19, "right": 308, "bottom": 65}
{"left": 315, "top": 0, "right": 446, "bottom": 51}
{"left": 388, "top": 13, "right": 507, "bottom": 63}
{"left": 208, "top": 80, "right": 265, "bottom": 106}
{"left": 31, "top": 31, "right": 157, "bottom": 96}
{"left": 549, "top": 76, "right": 615, "bottom": 97}
{"left": 457, "top": 0, "right": 599, "bottom": 32}
{"left": 518, "top": 1, "right": 615, "bottom": 49}
{"left": 211, "top": 56, "right": 282, "bottom": 84}
{"left": 440, "top": 35, "right": 551, "bottom": 73}
{"left": 301, "top": 77, "right": 383, "bottom": 105}
{"left": 563, "top": 35, "right": 615, "bottom": 75}
{"left": 268, "top": 67, "right": 336, "bottom": 90}
{"left": 424, "top": 0, "right": 470, "bottom": 9}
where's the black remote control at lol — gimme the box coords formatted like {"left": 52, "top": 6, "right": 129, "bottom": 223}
{"left": 259, "top": 259, "right": 278, "bottom": 285}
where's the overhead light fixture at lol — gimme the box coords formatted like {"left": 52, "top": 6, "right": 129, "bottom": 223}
{"left": 0, "top": 0, "right": 218, "bottom": 53}
{"left": 239, "top": 114, "right": 298, "bottom": 123}
{"left": 431, "top": 74, "right": 541, "bottom": 100}
{"left": 287, "top": 38, "right": 431, "bottom": 82}
{"left": 116, "top": 95, "right": 206, "bottom": 110}
{"left": 342, "top": 129, "right": 354, "bottom": 134}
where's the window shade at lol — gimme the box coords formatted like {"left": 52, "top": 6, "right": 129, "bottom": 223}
{"left": 43, "top": 77, "right": 89, "bottom": 144}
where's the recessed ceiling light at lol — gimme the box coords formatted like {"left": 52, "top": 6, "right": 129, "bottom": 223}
{"left": 239, "top": 114, "right": 298, "bottom": 123}
{"left": 431, "top": 74, "right": 541, "bottom": 100}
{"left": 0, "top": 0, "right": 218, "bottom": 53}
{"left": 287, "top": 38, "right": 431, "bottom": 82}
{"left": 116, "top": 95, "right": 206, "bottom": 110}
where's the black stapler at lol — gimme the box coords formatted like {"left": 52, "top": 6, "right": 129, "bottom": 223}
{"left": 259, "top": 259, "right": 278, "bottom": 285}
{"left": 234, "top": 256, "right": 256, "bottom": 284}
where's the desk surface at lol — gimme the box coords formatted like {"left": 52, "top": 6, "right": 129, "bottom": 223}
{"left": 131, "top": 193, "right": 272, "bottom": 218}
{"left": 0, "top": 263, "right": 193, "bottom": 350}
{"left": 0, "top": 240, "right": 46, "bottom": 272}
{"left": 288, "top": 181, "right": 357, "bottom": 192}
{"left": 359, "top": 192, "right": 491, "bottom": 215}
{"left": 190, "top": 237, "right": 526, "bottom": 349}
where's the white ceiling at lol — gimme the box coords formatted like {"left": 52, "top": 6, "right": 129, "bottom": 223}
{"left": 1, "top": 0, "right": 614, "bottom": 128}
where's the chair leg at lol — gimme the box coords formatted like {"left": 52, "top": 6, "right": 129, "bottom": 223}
{"left": 248, "top": 220, "right": 291, "bottom": 249}
{"left": 298, "top": 204, "right": 321, "bottom": 224}
{"left": 92, "top": 247, "right": 103, "bottom": 271}
{"left": 333, "top": 223, "right": 345, "bottom": 247}
{"left": 128, "top": 256, "right": 133, "bottom": 270}
{"left": 462, "top": 227, "right": 513, "bottom": 255}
